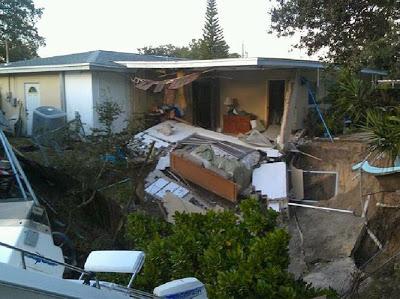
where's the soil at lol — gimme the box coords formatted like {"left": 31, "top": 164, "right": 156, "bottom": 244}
{"left": 295, "top": 138, "right": 400, "bottom": 297}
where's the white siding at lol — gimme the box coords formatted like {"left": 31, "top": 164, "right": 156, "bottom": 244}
{"left": 92, "top": 71, "right": 130, "bottom": 133}
{"left": 65, "top": 71, "right": 94, "bottom": 132}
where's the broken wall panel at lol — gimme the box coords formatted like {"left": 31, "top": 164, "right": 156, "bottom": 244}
{"left": 252, "top": 162, "right": 287, "bottom": 199}
{"left": 170, "top": 152, "right": 239, "bottom": 202}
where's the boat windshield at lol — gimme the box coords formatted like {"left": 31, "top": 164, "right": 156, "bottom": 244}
{"left": 0, "top": 131, "right": 39, "bottom": 203}
{"left": 0, "top": 131, "right": 47, "bottom": 225}
{"left": 0, "top": 201, "right": 50, "bottom": 226}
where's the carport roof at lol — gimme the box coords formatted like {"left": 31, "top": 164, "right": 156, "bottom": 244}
{"left": 116, "top": 57, "right": 387, "bottom": 75}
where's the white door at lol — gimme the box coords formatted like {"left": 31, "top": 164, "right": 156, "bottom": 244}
{"left": 24, "top": 83, "right": 40, "bottom": 135}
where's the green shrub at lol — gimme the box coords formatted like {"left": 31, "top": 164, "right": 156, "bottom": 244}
{"left": 325, "top": 68, "right": 375, "bottom": 131}
{"left": 363, "top": 107, "right": 400, "bottom": 163}
{"left": 94, "top": 88, "right": 123, "bottom": 137}
{"left": 324, "top": 68, "right": 399, "bottom": 136}
{"left": 123, "top": 199, "right": 334, "bottom": 298}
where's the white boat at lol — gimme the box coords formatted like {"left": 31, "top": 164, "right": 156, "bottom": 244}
{"left": 0, "top": 131, "right": 207, "bottom": 298}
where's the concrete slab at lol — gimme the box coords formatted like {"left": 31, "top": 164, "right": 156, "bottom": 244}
{"left": 289, "top": 206, "right": 365, "bottom": 294}
{"left": 303, "top": 258, "right": 357, "bottom": 296}
{"left": 292, "top": 207, "right": 365, "bottom": 263}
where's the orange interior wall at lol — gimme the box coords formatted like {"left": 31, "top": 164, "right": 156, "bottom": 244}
{"left": 218, "top": 70, "right": 294, "bottom": 129}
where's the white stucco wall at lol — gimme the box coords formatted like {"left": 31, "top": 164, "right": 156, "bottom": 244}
{"left": 65, "top": 71, "right": 94, "bottom": 132}
{"left": 92, "top": 71, "right": 130, "bottom": 133}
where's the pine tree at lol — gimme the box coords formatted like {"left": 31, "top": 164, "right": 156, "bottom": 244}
{"left": 200, "top": 0, "right": 229, "bottom": 59}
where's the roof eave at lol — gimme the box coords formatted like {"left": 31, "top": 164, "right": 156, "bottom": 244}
{"left": 0, "top": 63, "right": 91, "bottom": 74}
{"left": 116, "top": 58, "right": 259, "bottom": 69}
{"left": 0, "top": 62, "right": 127, "bottom": 74}
{"left": 117, "top": 57, "right": 326, "bottom": 71}
{"left": 117, "top": 57, "right": 387, "bottom": 75}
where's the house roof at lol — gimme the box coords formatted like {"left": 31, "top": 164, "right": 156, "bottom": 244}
{"left": 0, "top": 51, "right": 387, "bottom": 76}
{"left": 0, "top": 50, "right": 180, "bottom": 74}
{"left": 117, "top": 57, "right": 387, "bottom": 75}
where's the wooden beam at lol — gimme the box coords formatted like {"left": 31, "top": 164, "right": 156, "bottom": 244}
{"left": 279, "top": 80, "right": 294, "bottom": 148}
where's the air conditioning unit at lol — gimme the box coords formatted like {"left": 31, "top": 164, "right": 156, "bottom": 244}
{"left": 32, "top": 106, "right": 66, "bottom": 138}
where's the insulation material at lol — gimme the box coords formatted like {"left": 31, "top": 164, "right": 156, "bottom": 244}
{"left": 188, "top": 144, "right": 251, "bottom": 190}
{"left": 252, "top": 162, "right": 287, "bottom": 199}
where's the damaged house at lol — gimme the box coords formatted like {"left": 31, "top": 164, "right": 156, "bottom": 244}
{"left": 122, "top": 58, "right": 385, "bottom": 216}
{"left": 0, "top": 52, "right": 385, "bottom": 212}
{"left": 0, "top": 52, "right": 385, "bottom": 139}
{"left": 0, "top": 52, "right": 386, "bottom": 209}
{"left": 125, "top": 57, "right": 384, "bottom": 147}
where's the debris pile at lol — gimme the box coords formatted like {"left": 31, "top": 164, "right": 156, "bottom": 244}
{"left": 127, "top": 120, "right": 287, "bottom": 221}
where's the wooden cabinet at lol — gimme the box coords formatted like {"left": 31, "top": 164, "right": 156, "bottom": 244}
{"left": 223, "top": 115, "right": 252, "bottom": 134}
{"left": 170, "top": 152, "right": 239, "bottom": 202}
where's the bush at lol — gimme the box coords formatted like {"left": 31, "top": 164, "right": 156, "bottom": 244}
{"left": 363, "top": 107, "right": 400, "bottom": 163}
{"left": 324, "top": 68, "right": 399, "bottom": 135}
{"left": 123, "top": 199, "right": 334, "bottom": 298}
{"left": 325, "top": 68, "right": 374, "bottom": 132}
{"left": 94, "top": 88, "right": 123, "bottom": 137}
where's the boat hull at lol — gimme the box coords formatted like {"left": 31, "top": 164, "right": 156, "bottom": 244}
{"left": 0, "top": 262, "right": 130, "bottom": 299}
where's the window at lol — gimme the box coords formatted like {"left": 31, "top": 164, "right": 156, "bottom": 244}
{"left": 28, "top": 86, "right": 38, "bottom": 93}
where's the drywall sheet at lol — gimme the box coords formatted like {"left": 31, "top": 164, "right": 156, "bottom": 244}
{"left": 252, "top": 162, "right": 287, "bottom": 199}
